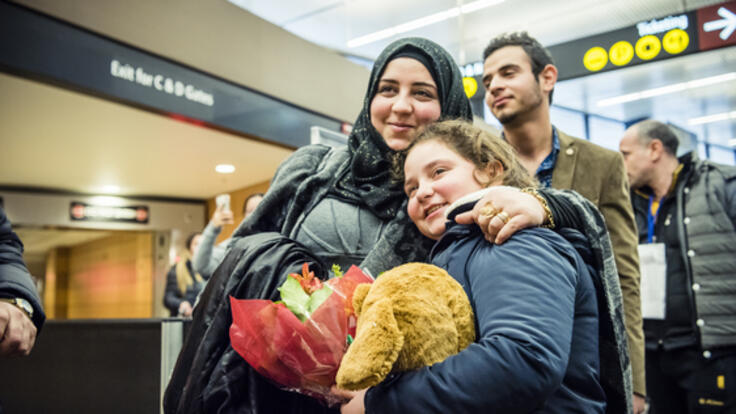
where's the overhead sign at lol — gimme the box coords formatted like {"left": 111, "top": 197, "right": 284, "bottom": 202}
{"left": 461, "top": 0, "right": 736, "bottom": 86}
{"left": 70, "top": 202, "right": 149, "bottom": 224}
{"left": 463, "top": 77, "right": 478, "bottom": 98}
{"left": 548, "top": 11, "right": 699, "bottom": 80}
{"left": 0, "top": 2, "right": 342, "bottom": 149}
{"left": 698, "top": 1, "right": 736, "bottom": 50}
{"left": 109, "top": 59, "right": 214, "bottom": 107}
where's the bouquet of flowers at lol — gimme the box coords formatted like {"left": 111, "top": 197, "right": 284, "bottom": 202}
{"left": 229, "top": 263, "right": 373, "bottom": 404}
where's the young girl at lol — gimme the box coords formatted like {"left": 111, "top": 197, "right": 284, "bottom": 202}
{"left": 340, "top": 119, "right": 610, "bottom": 413}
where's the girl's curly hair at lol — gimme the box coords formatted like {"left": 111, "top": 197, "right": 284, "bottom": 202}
{"left": 391, "top": 119, "right": 537, "bottom": 190}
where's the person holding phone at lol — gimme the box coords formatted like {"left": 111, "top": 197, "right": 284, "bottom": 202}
{"left": 193, "top": 193, "right": 264, "bottom": 278}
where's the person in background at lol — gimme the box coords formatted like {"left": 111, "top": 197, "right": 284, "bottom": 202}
{"left": 243, "top": 192, "right": 264, "bottom": 218}
{"left": 0, "top": 207, "right": 45, "bottom": 357}
{"left": 164, "top": 232, "right": 204, "bottom": 317}
{"left": 619, "top": 119, "right": 736, "bottom": 413}
{"left": 192, "top": 193, "right": 263, "bottom": 279}
{"left": 339, "top": 119, "right": 614, "bottom": 413}
{"left": 479, "top": 31, "right": 645, "bottom": 412}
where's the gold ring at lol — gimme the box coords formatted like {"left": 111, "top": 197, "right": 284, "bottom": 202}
{"left": 495, "top": 211, "right": 510, "bottom": 224}
{"left": 479, "top": 203, "right": 497, "bottom": 218}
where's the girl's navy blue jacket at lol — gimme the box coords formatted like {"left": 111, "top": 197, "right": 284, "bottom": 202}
{"left": 366, "top": 214, "right": 607, "bottom": 413}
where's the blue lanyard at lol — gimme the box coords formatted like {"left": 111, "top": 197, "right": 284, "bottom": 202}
{"left": 647, "top": 196, "right": 657, "bottom": 244}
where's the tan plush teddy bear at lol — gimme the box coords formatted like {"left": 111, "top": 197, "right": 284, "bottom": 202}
{"left": 335, "top": 262, "right": 476, "bottom": 390}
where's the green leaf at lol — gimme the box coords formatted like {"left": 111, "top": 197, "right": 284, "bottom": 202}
{"left": 278, "top": 276, "right": 310, "bottom": 321}
{"left": 307, "top": 284, "right": 333, "bottom": 314}
{"left": 331, "top": 263, "right": 343, "bottom": 278}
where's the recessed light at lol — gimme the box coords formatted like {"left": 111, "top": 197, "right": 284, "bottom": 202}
{"left": 101, "top": 185, "right": 120, "bottom": 194}
{"left": 215, "top": 164, "right": 235, "bottom": 174}
{"left": 688, "top": 110, "right": 736, "bottom": 126}
{"left": 347, "top": 0, "right": 505, "bottom": 48}
{"left": 729, "top": 139, "right": 736, "bottom": 147}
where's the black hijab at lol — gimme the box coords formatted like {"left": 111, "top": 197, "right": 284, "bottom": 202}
{"left": 334, "top": 37, "right": 473, "bottom": 219}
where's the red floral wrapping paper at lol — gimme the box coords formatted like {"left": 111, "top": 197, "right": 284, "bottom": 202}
{"left": 229, "top": 265, "right": 373, "bottom": 403}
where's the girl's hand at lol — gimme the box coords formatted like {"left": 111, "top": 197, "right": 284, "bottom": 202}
{"left": 330, "top": 386, "right": 366, "bottom": 414}
{"left": 454, "top": 186, "right": 545, "bottom": 244}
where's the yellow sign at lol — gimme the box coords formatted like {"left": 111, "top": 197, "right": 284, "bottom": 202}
{"left": 463, "top": 77, "right": 478, "bottom": 98}
{"left": 609, "top": 41, "right": 634, "bottom": 66}
{"left": 583, "top": 47, "right": 608, "bottom": 72}
{"left": 636, "top": 35, "right": 661, "bottom": 60}
{"left": 662, "top": 28, "right": 689, "bottom": 55}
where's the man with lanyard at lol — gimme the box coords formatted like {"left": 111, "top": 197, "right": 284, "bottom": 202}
{"left": 481, "top": 31, "right": 645, "bottom": 413}
{"left": 620, "top": 119, "right": 736, "bottom": 413}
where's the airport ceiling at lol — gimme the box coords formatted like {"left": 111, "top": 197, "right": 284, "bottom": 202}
{"left": 1, "top": 0, "right": 734, "bottom": 206}
{"left": 238, "top": 0, "right": 736, "bottom": 146}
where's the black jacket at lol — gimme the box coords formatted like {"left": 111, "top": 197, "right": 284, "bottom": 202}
{"left": 631, "top": 152, "right": 736, "bottom": 351}
{"left": 163, "top": 232, "right": 337, "bottom": 414}
{"left": 163, "top": 260, "right": 204, "bottom": 317}
{"left": 0, "top": 207, "right": 45, "bottom": 330}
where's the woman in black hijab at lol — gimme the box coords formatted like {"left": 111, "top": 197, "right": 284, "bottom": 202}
{"left": 165, "top": 37, "right": 476, "bottom": 414}
{"left": 165, "top": 37, "right": 630, "bottom": 414}
{"left": 232, "top": 37, "right": 474, "bottom": 276}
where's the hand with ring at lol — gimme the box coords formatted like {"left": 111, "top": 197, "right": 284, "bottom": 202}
{"left": 455, "top": 186, "right": 547, "bottom": 244}
{"left": 494, "top": 211, "right": 510, "bottom": 224}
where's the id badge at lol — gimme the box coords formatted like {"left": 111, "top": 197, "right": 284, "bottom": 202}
{"left": 638, "top": 243, "right": 667, "bottom": 320}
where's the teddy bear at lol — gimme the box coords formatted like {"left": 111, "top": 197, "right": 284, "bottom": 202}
{"left": 335, "top": 262, "right": 476, "bottom": 390}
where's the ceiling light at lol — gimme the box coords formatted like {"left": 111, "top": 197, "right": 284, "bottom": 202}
{"left": 101, "top": 185, "right": 120, "bottom": 194}
{"left": 597, "top": 72, "right": 736, "bottom": 107}
{"left": 688, "top": 110, "right": 736, "bottom": 126}
{"left": 89, "top": 196, "right": 125, "bottom": 206}
{"left": 729, "top": 139, "right": 736, "bottom": 147}
{"left": 347, "top": 0, "right": 505, "bottom": 48}
{"left": 215, "top": 164, "right": 235, "bottom": 174}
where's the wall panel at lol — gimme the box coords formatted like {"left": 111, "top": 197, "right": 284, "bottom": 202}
{"left": 66, "top": 232, "right": 154, "bottom": 318}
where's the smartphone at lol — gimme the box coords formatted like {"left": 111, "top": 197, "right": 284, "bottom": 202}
{"left": 215, "top": 193, "right": 231, "bottom": 212}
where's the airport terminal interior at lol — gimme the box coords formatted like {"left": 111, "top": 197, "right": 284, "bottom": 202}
{"left": 1, "top": 0, "right": 735, "bottom": 412}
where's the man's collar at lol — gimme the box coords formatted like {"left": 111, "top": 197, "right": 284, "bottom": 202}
{"left": 633, "top": 162, "right": 686, "bottom": 199}
{"left": 551, "top": 126, "right": 560, "bottom": 152}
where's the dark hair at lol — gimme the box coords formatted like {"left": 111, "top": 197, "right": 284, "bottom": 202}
{"left": 243, "top": 193, "right": 264, "bottom": 215}
{"left": 185, "top": 232, "right": 201, "bottom": 252}
{"left": 392, "top": 119, "right": 537, "bottom": 189}
{"left": 634, "top": 120, "right": 679, "bottom": 156}
{"left": 483, "top": 32, "right": 555, "bottom": 104}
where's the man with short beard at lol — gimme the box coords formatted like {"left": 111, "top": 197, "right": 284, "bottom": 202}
{"left": 482, "top": 31, "right": 646, "bottom": 414}
{"left": 620, "top": 120, "right": 736, "bottom": 414}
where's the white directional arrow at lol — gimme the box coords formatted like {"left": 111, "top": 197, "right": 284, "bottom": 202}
{"left": 704, "top": 6, "right": 736, "bottom": 40}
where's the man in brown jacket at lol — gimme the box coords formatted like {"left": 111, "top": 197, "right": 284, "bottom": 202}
{"left": 481, "top": 32, "right": 645, "bottom": 413}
